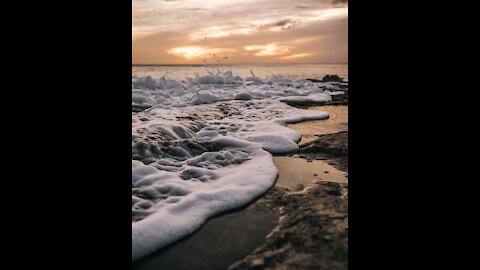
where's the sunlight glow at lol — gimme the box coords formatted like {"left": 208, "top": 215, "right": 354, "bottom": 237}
{"left": 190, "top": 26, "right": 255, "bottom": 41}
{"left": 279, "top": 53, "right": 315, "bottom": 60}
{"left": 308, "top": 8, "right": 348, "bottom": 21}
{"left": 168, "top": 46, "right": 237, "bottom": 59}
{"left": 244, "top": 43, "right": 290, "bottom": 56}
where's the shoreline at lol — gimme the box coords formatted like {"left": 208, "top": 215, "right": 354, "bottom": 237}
{"left": 133, "top": 104, "right": 348, "bottom": 270}
{"left": 229, "top": 105, "right": 348, "bottom": 269}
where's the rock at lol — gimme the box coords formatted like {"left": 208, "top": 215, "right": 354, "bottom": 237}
{"left": 296, "top": 131, "right": 348, "bottom": 171}
{"left": 229, "top": 182, "right": 348, "bottom": 270}
{"left": 234, "top": 92, "right": 253, "bottom": 100}
{"left": 251, "top": 258, "right": 264, "bottom": 266}
{"left": 322, "top": 74, "right": 344, "bottom": 82}
{"left": 294, "top": 184, "right": 305, "bottom": 191}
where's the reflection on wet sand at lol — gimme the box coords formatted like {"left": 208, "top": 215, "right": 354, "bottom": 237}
{"left": 274, "top": 156, "right": 347, "bottom": 191}
{"left": 286, "top": 105, "right": 347, "bottom": 145}
{"left": 133, "top": 105, "right": 348, "bottom": 270}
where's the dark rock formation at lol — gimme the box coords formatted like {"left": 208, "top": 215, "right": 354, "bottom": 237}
{"left": 229, "top": 181, "right": 348, "bottom": 270}
{"left": 322, "top": 74, "right": 344, "bottom": 82}
{"left": 296, "top": 131, "right": 348, "bottom": 171}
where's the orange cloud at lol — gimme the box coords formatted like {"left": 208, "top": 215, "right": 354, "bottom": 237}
{"left": 244, "top": 43, "right": 290, "bottom": 56}
{"left": 132, "top": 0, "right": 347, "bottom": 64}
{"left": 279, "top": 52, "right": 315, "bottom": 60}
{"left": 168, "top": 47, "right": 237, "bottom": 59}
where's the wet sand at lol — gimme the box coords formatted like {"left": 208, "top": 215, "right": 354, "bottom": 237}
{"left": 286, "top": 105, "right": 347, "bottom": 145}
{"left": 133, "top": 105, "right": 348, "bottom": 270}
{"left": 133, "top": 156, "right": 347, "bottom": 270}
{"left": 133, "top": 202, "right": 279, "bottom": 270}
{"left": 274, "top": 156, "right": 347, "bottom": 190}
{"left": 133, "top": 157, "right": 347, "bottom": 270}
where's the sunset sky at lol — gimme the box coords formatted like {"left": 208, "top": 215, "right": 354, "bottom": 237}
{"left": 132, "top": 0, "right": 348, "bottom": 65}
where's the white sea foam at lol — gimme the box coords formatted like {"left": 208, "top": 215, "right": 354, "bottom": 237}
{"left": 131, "top": 70, "right": 346, "bottom": 260}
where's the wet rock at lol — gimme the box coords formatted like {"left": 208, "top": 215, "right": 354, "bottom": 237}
{"left": 294, "top": 184, "right": 305, "bottom": 191}
{"left": 296, "top": 131, "right": 348, "bottom": 171}
{"left": 321, "top": 74, "right": 344, "bottom": 82}
{"left": 229, "top": 181, "right": 348, "bottom": 270}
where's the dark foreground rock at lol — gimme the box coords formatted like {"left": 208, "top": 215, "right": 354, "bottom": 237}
{"left": 227, "top": 130, "right": 349, "bottom": 269}
{"left": 296, "top": 131, "right": 348, "bottom": 171}
{"left": 326, "top": 92, "right": 348, "bottom": 106}
{"left": 229, "top": 181, "right": 348, "bottom": 270}
{"left": 299, "top": 131, "right": 348, "bottom": 156}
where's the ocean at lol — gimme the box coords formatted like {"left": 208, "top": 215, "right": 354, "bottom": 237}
{"left": 132, "top": 64, "right": 348, "bottom": 81}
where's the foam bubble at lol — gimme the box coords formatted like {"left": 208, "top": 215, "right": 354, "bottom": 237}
{"left": 132, "top": 70, "right": 344, "bottom": 260}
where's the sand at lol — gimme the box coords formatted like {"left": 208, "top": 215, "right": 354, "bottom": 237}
{"left": 133, "top": 105, "right": 348, "bottom": 270}
{"left": 286, "top": 105, "right": 348, "bottom": 145}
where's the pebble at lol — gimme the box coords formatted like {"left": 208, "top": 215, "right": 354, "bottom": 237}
{"left": 251, "top": 258, "right": 264, "bottom": 266}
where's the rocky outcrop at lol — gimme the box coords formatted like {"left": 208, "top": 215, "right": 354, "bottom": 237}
{"left": 296, "top": 131, "right": 348, "bottom": 171}
{"left": 229, "top": 181, "right": 348, "bottom": 270}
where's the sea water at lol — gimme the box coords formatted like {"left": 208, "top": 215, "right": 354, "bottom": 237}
{"left": 132, "top": 64, "right": 348, "bottom": 81}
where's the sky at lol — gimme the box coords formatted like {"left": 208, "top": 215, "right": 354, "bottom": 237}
{"left": 132, "top": 0, "right": 348, "bottom": 64}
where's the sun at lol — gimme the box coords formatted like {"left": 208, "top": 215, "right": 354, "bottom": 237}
{"left": 168, "top": 47, "right": 206, "bottom": 59}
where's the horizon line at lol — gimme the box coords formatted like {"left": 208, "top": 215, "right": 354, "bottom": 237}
{"left": 132, "top": 62, "right": 348, "bottom": 66}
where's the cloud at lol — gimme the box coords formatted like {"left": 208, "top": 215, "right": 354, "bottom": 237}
{"left": 258, "top": 19, "right": 295, "bottom": 31}
{"left": 332, "top": 0, "right": 348, "bottom": 7}
{"left": 279, "top": 52, "right": 315, "bottom": 60}
{"left": 185, "top": 8, "right": 208, "bottom": 11}
{"left": 245, "top": 43, "right": 290, "bottom": 56}
{"left": 271, "top": 19, "right": 293, "bottom": 27}
{"left": 132, "top": 0, "right": 348, "bottom": 64}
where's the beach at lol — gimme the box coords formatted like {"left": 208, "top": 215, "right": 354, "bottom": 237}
{"left": 133, "top": 99, "right": 348, "bottom": 269}
{"left": 132, "top": 65, "right": 348, "bottom": 268}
